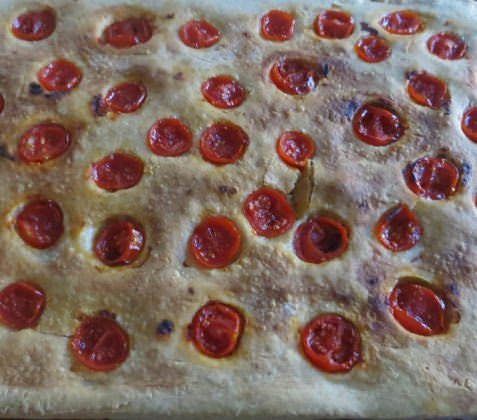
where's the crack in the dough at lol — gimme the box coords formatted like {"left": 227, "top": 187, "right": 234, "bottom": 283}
{"left": 35, "top": 330, "right": 71, "bottom": 339}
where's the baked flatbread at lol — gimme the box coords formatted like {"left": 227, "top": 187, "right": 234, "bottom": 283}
{"left": 0, "top": 0, "right": 476, "bottom": 417}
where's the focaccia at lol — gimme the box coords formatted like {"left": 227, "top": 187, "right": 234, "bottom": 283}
{"left": 0, "top": 0, "right": 476, "bottom": 417}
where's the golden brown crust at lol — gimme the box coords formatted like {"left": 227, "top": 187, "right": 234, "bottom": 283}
{"left": 0, "top": 0, "right": 477, "bottom": 417}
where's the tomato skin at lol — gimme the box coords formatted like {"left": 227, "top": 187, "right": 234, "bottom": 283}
{"left": 260, "top": 10, "right": 295, "bottom": 42}
{"left": 91, "top": 152, "right": 144, "bottom": 192}
{"left": 427, "top": 32, "right": 467, "bottom": 60}
{"left": 461, "top": 107, "right": 477, "bottom": 143}
{"left": 352, "top": 103, "right": 405, "bottom": 146}
{"left": 0, "top": 94, "right": 4, "bottom": 114}
{"left": 11, "top": 8, "right": 56, "bottom": 41}
{"left": 200, "top": 121, "right": 249, "bottom": 165}
{"left": 301, "top": 314, "right": 362, "bottom": 373}
{"left": 243, "top": 187, "right": 296, "bottom": 238}
{"left": 18, "top": 123, "right": 71, "bottom": 164}
{"left": 380, "top": 10, "right": 423, "bottom": 35}
{"left": 0, "top": 281, "right": 46, "bottom": 330}
{"left": 147, "top": 118, "right": 193, "bottom": 157}
{"left": 270, "top": 57, "right": 322, "bottom": 95}
{"left": 201, "top": 75, "right": 246, "bottom": 109}
{"left": 406, "top": 71, "right": 449, "bottom": 110}
{"left": 276, "top": 131, "right": 315, "bottom": 169}
{"left": 314, "top": 10, "right": 355, "bottom": 39}
{"left": 94, "top": 218, "right": 145, "bottom": 267}
{"left": 293, "top": 215, "right": 349, "bottom": 264}
{"left": 403, "top": 157, "right": 460, "bottom": 200}
{"left": 189, "top": 216, "right": 242, "bottom": 269}
{"left": 71, "top": 316, "right": 130, "bottom": 371}
{"left": 389, "top": 281, "right": 448, "bottom": 336}
{"left": 102, "top": 18, "right": 152, "bottom": 49}
{"left": 355, "top": 36, "right": 391, "bottom": 63}
{"left": 15, "top": 199, "right": 64, "bottom": 249}
{"left": 104, "top": 82, "right": 147, "bottom": 114}
{"left": 37, "top": 59, "right": 82, "bottom": 92}
{"left": 179, "top": 20, "right": 220, "bottom": 49}
{"left": 189, "top": 301, "right": 245, "bottom": 358}
{"left": 374, "top": 204, "right": 423, "bottom": 252}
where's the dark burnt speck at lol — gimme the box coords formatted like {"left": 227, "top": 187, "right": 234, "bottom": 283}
{"left": 29, "top": 82, "right": 43, "bottom": 95}
{"left": 173, "top": 72, "right": 185, "bottom": 81}
{"left": 0, "top": 144, "right": 15, "bottom": 161}
{"left": 460, "top": 162, "right": 472, "bottom": 187}
{"left": 44, "top": 91, "right": 66, "bottom": 101}
{"left": 165, "top": 13, "right": 175, "bottom": 19}
{"left": 98, "top": 309, "right": 116, "bottom": 320}
{"left": 447, "top": 283, "right": 459, "bottom": 296}
{"left": 367, "top": 277, "right": 379, "bottom": 286}
{"left": 91, "top": 94, "right": 107, "bottom": 117}
{"left": 345, "top": 100, "right": 360, "bottom": 120}
{"left": 156, "top": 319, "right": 174, "bottom": 336}
{"left": 218, "top": 185, "right": 238, "bottom": 196}
{"left": 322, "top": 63, "right": 330, "bottom": 78}
{"left": 442, "top": 102, "right": 451, "bottom": 116}
{"left": 360, "top": 22, "right": 379, "bottom": 36}
{"left": 357, "top": 199, "right": 370, "bottom": 211}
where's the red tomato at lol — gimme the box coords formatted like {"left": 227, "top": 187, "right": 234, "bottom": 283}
{"left": 104, "top": 82, "right": 147, "bottom": 114}
{"left": 301, "top": 314, "right": 362, "bottom": 373}
{"left": 355, "top": 36, "right": 391, "bottom": 63}
{"left": 276, "top": 131, "right": 315, "bottom": 169}
{"left": 243, "top": 187, "right": 296, "bottom": 238}
{"left": 201, "top": 75, "right": 246, "bottom": 109}
{"left": 407, "top": 71, "right": 449, "bottom": 109}
{"left": 15, "top": 199, "right": 64, "bottom": 249}
{"left": 352, "top": 103, "right": 405, "bottom": 146}
{"left": 102, "top": 17, "right": 152, "bottom": 48}
{"left": 294, "top": 215, "right": 349, "bottom": 264}
{"left": 200, "top": 121, "right": 249, "bottom": 165}
{"left": 403, "top": 157, "right": 460, "bottom": 200}
{"left": 389, "top": 281, "right": 448, "bottom": 336}
{"left": 11, "top": 8, "right": 56, "bottom": 41}
{"left": 147, "top": 118, "right": 193, "bottom": 157}
{"left": 375, "top": 204, "right": 423, "bottom": 252}
{"left": 0, "top": 281, "right": 46, "bottom": 330}
{"left": 18, "top": 123, "right": 71, "bottom": 164}
{"left": 314, "top": 10, "right": 355, "bottom": 39}
{"left": 179, "top": 20, "right": 220, "bottom": 49}
{"left": 427, "top": 32, "right": 467, "bottom": 60}
{"left": 260, "top": 10, "right": 295, "bottom": 42}
{"left": 270, "top": 57, "right": 322, "bottom": 95}
{"left": 71, "top": 316, "right": 130, "bottom": 371}
{"left": 380, "top": 10, "right": 423, "bottom": 35}
{"left": 461, "top": 107, "right": 477, "bottom": 143}
{"left": 37, "top": 59, "right": 82, "bottom": 92}
{"left": 189, "top": 301, "right": 245, "bottom": 358}
{"left": 189, "top": 216, "right": 241, "bottom": 269}
{"left": 94, "top": 218, "right": 145, "bottom": 266}
{"left": 91, "top": 152, "right": 144, "bottom": 192}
